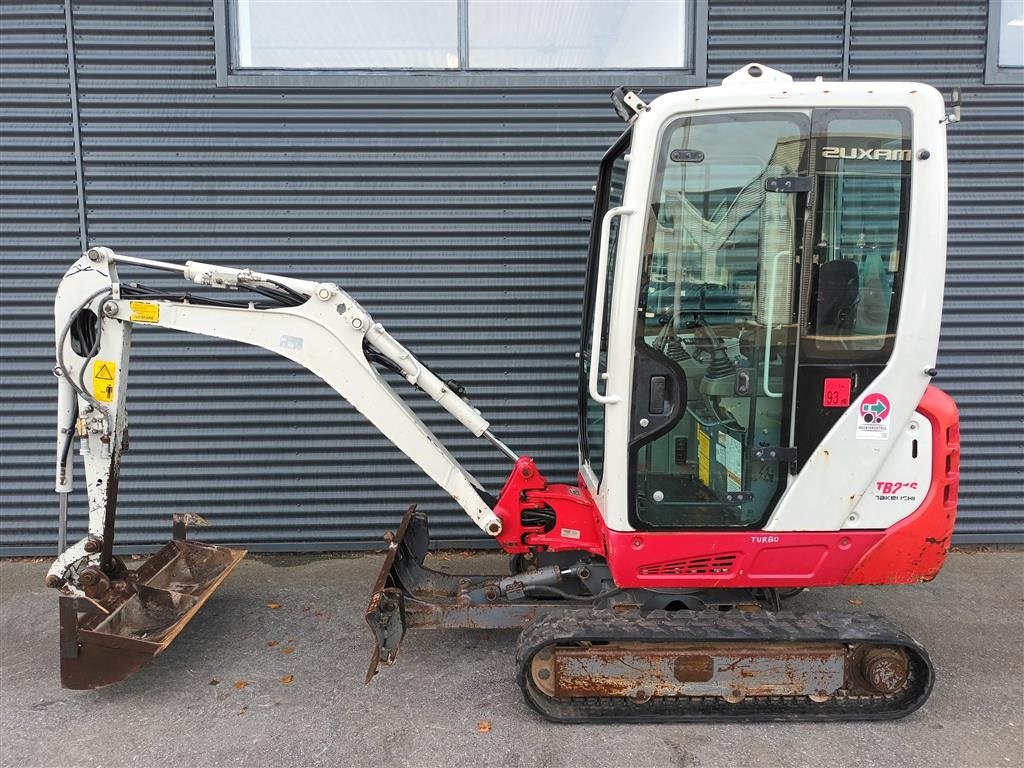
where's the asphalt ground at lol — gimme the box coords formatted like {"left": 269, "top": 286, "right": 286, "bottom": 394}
{"left": 1, "top": 549, "right": 1021, "bottom": 768}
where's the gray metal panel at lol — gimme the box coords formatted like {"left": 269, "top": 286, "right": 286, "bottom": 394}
{"left": 0, "top": 2, "right": 82, "bottom": 550}
{"left": 5, "top": 0, "right": 625, "bottom": 553}
{"left": 0, "top": 0, "right": 1019, "bottom": 554}
{"left": 848, "top": 0, "right": 1024, "bottom": 540}
{"left": 708, "top": 2, "right": 847, "bottom": 80}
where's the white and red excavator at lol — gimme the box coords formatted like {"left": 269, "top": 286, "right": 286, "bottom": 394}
{"left": 47, "top": 64, "right": 961, "bottom": 722}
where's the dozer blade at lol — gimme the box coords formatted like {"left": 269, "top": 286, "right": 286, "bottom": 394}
{"left": 59, "top": 539, "right": 246, "bottom": 689}
{"left": 363, "top": 506, "right": 416, "bottom": 683}
{"left": 363, "top": 505, "right": 578, "bottom": 683}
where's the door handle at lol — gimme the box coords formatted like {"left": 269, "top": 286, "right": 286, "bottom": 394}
{"left": 589, "top": 206, "right": 635, "bottom": 405}
{"left": 649, "top": 376, "right": 667, "bottom": 414}
{"left": 762, "top": 249, "right": 790, "bottom": 399}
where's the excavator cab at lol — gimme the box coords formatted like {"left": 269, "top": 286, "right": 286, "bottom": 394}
{"left": 580, "top": 66, "right": 942, "bottom": 544}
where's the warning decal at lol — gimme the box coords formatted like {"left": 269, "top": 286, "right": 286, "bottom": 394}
{"left": 856, "top": 392, "right": 891, "bottom": 440}
{"left": 718, "top": 432, "right": 743, "bottom": 492}
{"left": 92, "top": 360, "right": 117, "bottom": 403}
{"left": 129, "top": 301, "right": 160, "bottom": 323}
{"left": 697, "top": 427, "right": 710, "bottom": 486}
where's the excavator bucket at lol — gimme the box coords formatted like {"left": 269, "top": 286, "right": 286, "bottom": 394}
{"left": 59, "top": 535, "right": 245, "bottom": 689}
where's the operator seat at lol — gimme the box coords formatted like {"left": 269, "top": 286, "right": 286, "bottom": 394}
{"left": 815, "top": 258, "right": 860, "bottom": 337}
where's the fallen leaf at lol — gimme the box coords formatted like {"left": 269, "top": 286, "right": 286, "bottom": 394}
{"left": 476, "top": 721, "right": 491, "bottom": 733}
{"left": 312, "top": 612, "right": 323, "bottom": 619}
{"left": 279, "top": 675, "right": 294, "bottom": 685}
{"left": 209, "top": 679, "right": 220, "bottom": 686}
{"left": 266, "top": 640, "right": 279, "bottom": 647}
{"left": 848, "top": 598, "right": 864, "bottom": 606}
{"left": 281, "top": 647, "right": 295, "bottom": 655}
{"left": 233, "top": 680, "right": 248, "bottom": 690}
{"left": 266, "top": 602, "right": 282, "bottom": 610}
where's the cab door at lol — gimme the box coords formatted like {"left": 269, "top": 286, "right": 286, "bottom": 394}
{"left": 626, "top": 107, "right": 914, "bottom": 532}
{"left": 627, "top": 110, "right": 810, "bottom": 530}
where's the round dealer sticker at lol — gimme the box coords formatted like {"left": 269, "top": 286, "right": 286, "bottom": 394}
{"left": 857, "top": 392, "right": 891, "bottom": 439}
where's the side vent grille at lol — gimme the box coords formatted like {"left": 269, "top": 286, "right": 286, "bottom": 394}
{"left": 942, "top": 421, "right": 961, "bottom": 509}
{"left": 674, "top": 437, "right": 688, "bottom": 466}
{"left": 639, "top": 552, "right": 740, "bottom": 576}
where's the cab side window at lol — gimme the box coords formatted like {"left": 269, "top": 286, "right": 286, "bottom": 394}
{"left": 805, "top": 110, "right": 912, "bottom": 360}
{"left": 580, "top": 133, "right": 630, "bottom": 481}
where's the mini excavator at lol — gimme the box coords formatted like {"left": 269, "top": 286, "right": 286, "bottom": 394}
{"left": 48, "top": 65, "right": 961, "bottom": 722}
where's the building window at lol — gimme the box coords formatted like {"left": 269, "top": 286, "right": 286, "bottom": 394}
{"left": 986, "top": 0, "right": 1024, "bottom": 84}
{"left": 466, "top": 1, "right": 689, "bottom": 69}
{"left": 215, "top": 0, "right": 707, "bottom": 87}
{"left": 235, "top": 0, "right": 460, "bottom": 69}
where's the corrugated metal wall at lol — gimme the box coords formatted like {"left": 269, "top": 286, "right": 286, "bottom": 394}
{"left": 0, "top": 2, "right": 86, "bottom": 551}
{"left": 1, "top": 0, "right": 1020, "bottom": 554}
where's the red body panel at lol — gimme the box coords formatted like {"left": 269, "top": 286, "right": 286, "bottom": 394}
{"left": 603, "top": 530, "right": 885, "bottom": 589}
{"left": 842, "top": 385, "right": 960, "bottom": 584}
{"left": 491, "top": 386, "right": 960, "bottom": 590}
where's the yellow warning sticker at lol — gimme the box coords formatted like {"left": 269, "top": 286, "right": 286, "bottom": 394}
{"left": 129, "top": 301, "right": 160, "bottom": 323}
{"left": 697, "top": 427, "right": 710, "bottom": 487}
{"left": 92, "top": 360, "right": 116, "bottom": 403}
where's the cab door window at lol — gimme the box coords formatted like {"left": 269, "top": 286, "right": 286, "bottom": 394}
{"left": 630, "top": 112, "right": 809, "bottom": 529}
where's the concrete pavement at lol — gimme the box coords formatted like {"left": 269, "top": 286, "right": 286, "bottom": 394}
{"left": 1, "top": 549, "right": 1021, "bottom": 768}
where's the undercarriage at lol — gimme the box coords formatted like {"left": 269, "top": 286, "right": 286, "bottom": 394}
{"left": 366, "top": 507, "right": 933, "bottom": 722}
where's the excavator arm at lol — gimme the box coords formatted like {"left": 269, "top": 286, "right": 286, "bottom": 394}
{"left": 51, "top": 246, "right": 509, "bottom": 590}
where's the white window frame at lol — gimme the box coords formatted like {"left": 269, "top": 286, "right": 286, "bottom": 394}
{"left": 985, "top": 0, "right": 1024, "bottom": 84}
{"left": 213, "top": 0, "right": 707, "bottom": 88}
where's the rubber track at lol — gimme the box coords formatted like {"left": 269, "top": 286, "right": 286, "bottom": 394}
{"left": 516, "top": 610, "right": 933, "bottom": 723}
